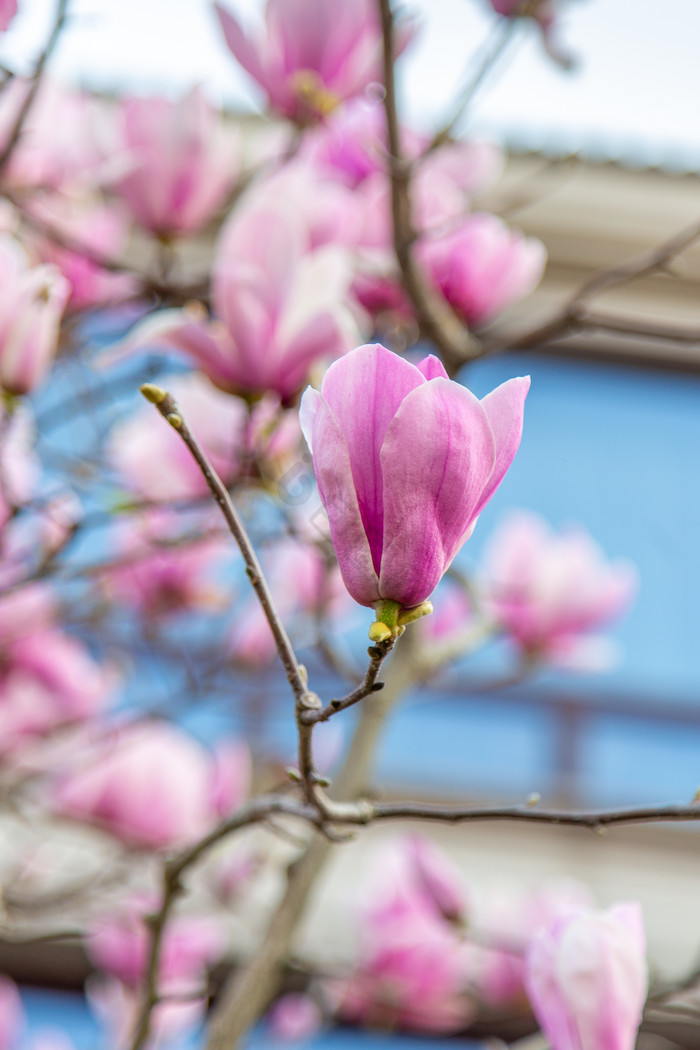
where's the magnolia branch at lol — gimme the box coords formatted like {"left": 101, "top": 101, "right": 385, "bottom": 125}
{"left": 485, "top": 216, "right": 700, "bottom": 356}
{"left": 378, "top": 0, "right": 478, "bottom": 374}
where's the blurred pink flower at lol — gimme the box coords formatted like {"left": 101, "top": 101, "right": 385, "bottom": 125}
{"left": 469, "top": 879, "right": 595, "bottom": 1007}
{"left": 335, "top": 135, "right": 504, "bottom": 322}
{"left": 102, "top": 513, "right": 229, "bottom": 620}
{"left": 300, "top": 343, "right": 529, "bottom": 608}
{"left": 110, "top": 87, "right": 237, "bottom": 237}
{"left": 28, "top": 194, "right": 135, "bottom": 311}
{"left": 87, "top": 895, "right": 227, "bottom": 992}
{"left": 419, "top": 212, "right": 546, "bottom": 328}
{"left": 0, "top": 234, "right": 69, "bottom": 395}
{"left": 215, "top": 0, "right": 414, "bottom": 124}
{"left": 0, "top": 585, "right": 114, "bottom": 757}
{"left": 109, "top": 374, "right": 298, "bottom": 502}
{"left": 525, "top": 903, "right": 648, "bottom": 1050}
{"left": 479, "top": 510, "right": 638, "bottom": 668}
{"left": 123, "top": 191, "right": 355, "bottom": 401}
{"left": 268, "top": 994, "right": 322, "bottom": 1041}
{"left": 404, "top": 835, "right": 467, "bottom": 925}
{"left": 54, "top": 720, "right": 250, "bottom": 849}
{"left": 0, "top": 82, "right": 102, "bottom": 193}
{"left": 334, "top": 840, "right": 474, "bottom": 1033}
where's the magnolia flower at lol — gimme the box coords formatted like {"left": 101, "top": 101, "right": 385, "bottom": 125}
{"left": 334, "top": 840, "right": 474, "bottom": 1033}
{"left": 110, "top": 87, "right": 237, "bottom": 237}
{"left": 54, "top": 720, "right": 250, "bottom": 849}
{"left": 215, "top": 0, "right": 413, "bottom": 124}
{"left": 0, "top": 81, "right": 102, "bottom": 193}
{"left": 28, "top": 194, "right": 135, "bottom": 311}
{"left": 0, "top": 234, "right": 69, "bottom": 395}
{"left": 300, "top": 343, "right": 529, "bottom": 612}
{"left": 109, "top": 374, "right": 298, "bottom": 502}
{"left": 119, "top": 191, "right": 356, "bottom": 401}
{"left": 87, "top": 897, "right": 227, "bottom": 993}
{"left": 469, "top": 878, "right": 595, "bottom": 1007}
{"left": 0, "top": 586, "right": 114, "bottom": 757}
{"left": 525, "top": 903, "right": 648, "bottom": 1050}
{"left": 419, "top": 212, "right": 547, "bottom": 329}
{"left": 479, "top": 510, "right": 638, "bottom": 668}
{"left": 102, "top": 512, "right": 229, "bottom": 620}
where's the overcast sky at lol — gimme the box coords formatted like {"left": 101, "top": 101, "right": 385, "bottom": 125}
{"left": 5, "top": 0, "right": 700, "bottom": 171}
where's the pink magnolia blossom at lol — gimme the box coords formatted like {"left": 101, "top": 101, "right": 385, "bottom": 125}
{"left": 479, "top": 510, "right": 638, "bottom": 667}
{"left": 469, "top": 879, "right": 595, "bottom": 1007}
{"left": 0, "top": 586, "right": 113, "bottom": 757}
{"left": 300, "top": 343, "right": 529, "bottom": 609}
{"left": 110, "top": 87, "right": 237, "bottom": 237}
{"left": 0, "top": 234, "right": 69, "bottom": 395}
{"left": 120, "top": 191, "right": 356, "bottom": 401}
{"left": 419, "top": 212, "right": 547, "bottom": 328}
{"left": 0, "top": 974, "right": 24, "bottom": 1050}
{"left": 28, "top": 194, "right": 135, "bottom": 311}
{"left": 525, "top": 903, "right": 648, "bottom": 1050}
{"left": 404, "top": 835, "right": 467, "bottom": 926}
{"left": 54, "top": 720, "right": 250, "bottom": 849}
{"left": 109, "top": 374, "right": 298, "bottom": 502}
{"left": 334, "top": 841, "right": 474, "bottom": 1033}
{"left": 0, "top": 82, "right": 102, "bottom": 193}
{"left": 268, "top": 994, "right": 322, "bottom": 1041}
{"left": 87, "top": 896, "right": 227, "bottom": 992}
{"left": 215, "top": 0, "right": 413, "bottom": 124}
{"left": 102, "top": 513, "right": 229, "bottom": 620}
{"left": 339, "top": 143, "right": 504, "bottom": 322}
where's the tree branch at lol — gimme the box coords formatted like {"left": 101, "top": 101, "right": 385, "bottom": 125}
{"left": 378, "top": 0, "right": 478, "bottom": 375}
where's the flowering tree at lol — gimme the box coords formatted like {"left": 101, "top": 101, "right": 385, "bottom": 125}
{"left": 0, "top": 1, "right": 694, "bottom": 1049}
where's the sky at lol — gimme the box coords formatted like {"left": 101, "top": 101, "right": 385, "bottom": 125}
{"left": 4, "top": 0, "right": 700, "bottom": 170}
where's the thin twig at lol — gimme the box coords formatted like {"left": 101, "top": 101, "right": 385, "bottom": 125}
{"left": 301, "top": 639, "right": 394, "bottom": 724}
{"left": 140, "top": 386, "right": 308, "bottom": 708}
{"left": 485, "top": 216, "right": 700, "bottom": 356}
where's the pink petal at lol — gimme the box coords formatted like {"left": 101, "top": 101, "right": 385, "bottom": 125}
{"left": 473, "top": 375, "right": 530, "bottom": 516}
{"left": 300, "top": 387, "right": 378, "bottom": 605}
{"left": 318, "top": 343, "right": 425, "bottom": 573}
{"left": 214, "top": 2, "right": 270, "bottom": 88}
{"left": 378, "top": 379, "right": 497, "bottom": 606}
